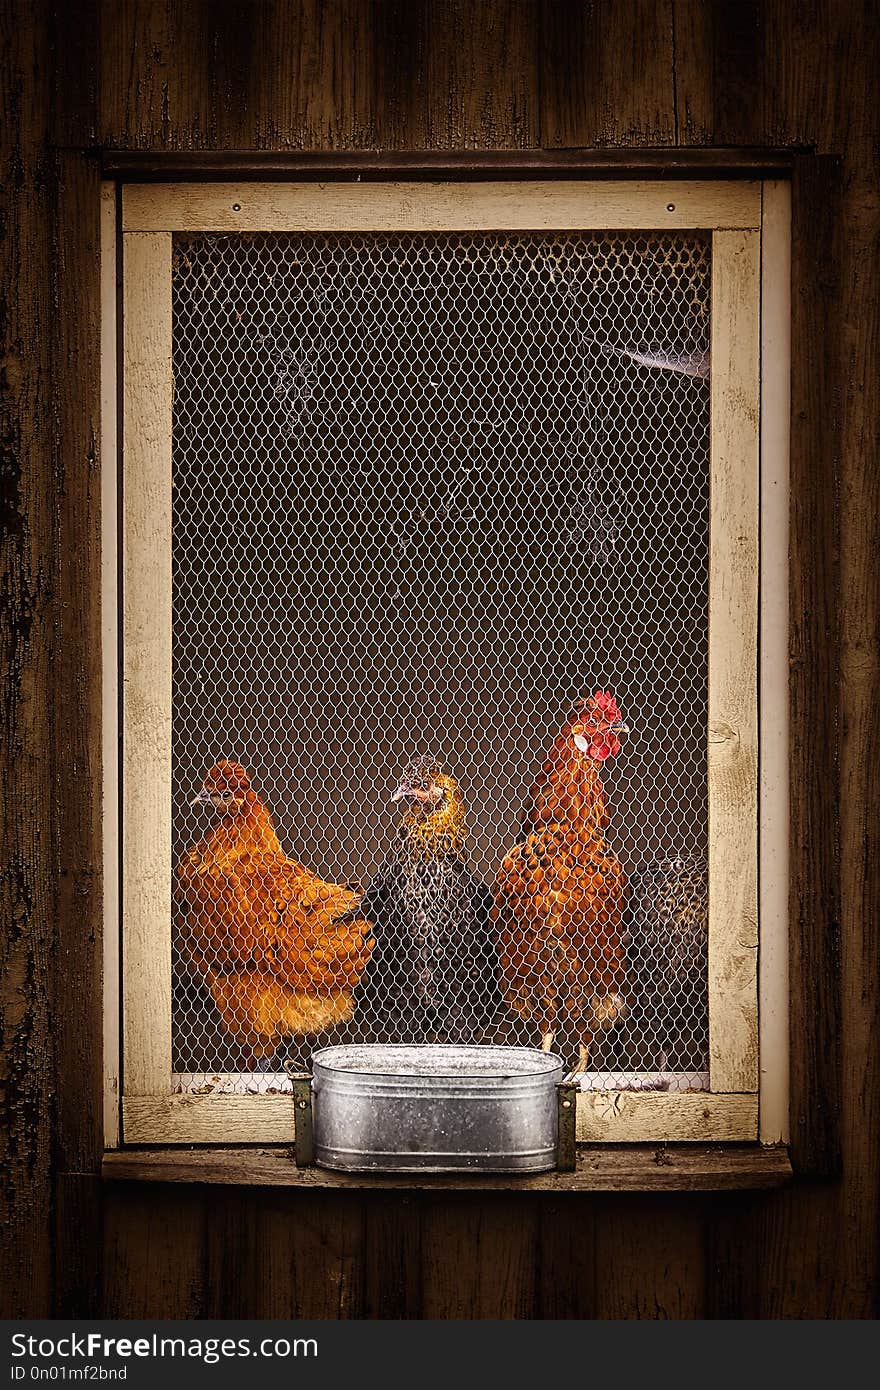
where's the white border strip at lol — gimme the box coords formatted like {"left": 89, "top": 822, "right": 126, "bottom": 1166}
{"left": 759, "top": 181, "right": 791, "bottom": 1143}
{"left": 101, "top": 182, "right": 120, "bottom": 1148}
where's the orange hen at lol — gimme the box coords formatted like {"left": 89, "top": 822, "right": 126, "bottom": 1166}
{"left": 493, "top": 691, "right": 629, "bottom": 1073}
{"left": 175, "top": 760, "right": 374, "bottom": 1063}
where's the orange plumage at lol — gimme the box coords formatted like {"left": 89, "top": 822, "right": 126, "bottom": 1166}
{"left": 175, "top": 760, "right": 374, "bottom": 1062}
{"left": 492, "top": 692, "right": 629, "bottom": 1072}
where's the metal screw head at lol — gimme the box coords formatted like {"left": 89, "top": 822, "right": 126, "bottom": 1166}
{"left": 666, "top": 202, "right": 676, "bottom": 212}
{"left": 232, "top": 202, "right": 242, "bottom": 212}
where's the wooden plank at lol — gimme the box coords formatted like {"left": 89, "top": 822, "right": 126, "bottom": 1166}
{"left": 123, "top": 1088, "right": 758, "bottom": 1145}
{"left": 224, "top": 1189, "right": 367, "bottom": 1318}
{"left": 759, "top": 180, "right": 791, "bottom": 1144}
{"left": 541, "top": 0, "right": 676, "bottom": 148}
{"left": 420, "top": 1198, "right": 538, "bottom": 1317}
{"left": 707, "top": 227, "right": 760, "bottom": 1094}
{"left": 0, "top": 0, "right": 55, "bottom": 1319}
{"left": 423, "top": 0, "right": 540, "bottom": 150}
{"left": 51, "top": 146, "right": 105, "bottom": 1317}
{"left": 285, "top": 1192, "right": 366, "bottom": 1318}
{"left": 577, "top": 1092, "right": 757, "bottom": 1143}
{"left": 100, "top": 0, "right": 542, "bottom": 155}
{"left": 48, "top": 0, "right": 105, "bottom": 1319}
{"left": 102, "top": 1186, "right": 206, "bottom": 1318}
{"left": 100, "top": 0, "right": 212, "bottom": 151}
{"left": 101, "top": 182, "right": 120, "bottom": 1151}
{"left": 595, "top": 1195, "right": 708, "bottom": 1318}
{"left": 536, "top": 1196, "right": 597, "bottom": 1317}
{"left": 829, "top": 49, "right": 880, "bottom": 1314}
{"left": 363, "top": 1196, "right": 423, "bottom": 1318}
{"left": 102, "top": 1142, "right": 790, "bottom": 1190}
{"left": 121, "top": 179, "right": 762, "bottom": 232}
{"left": 103, "top": 148, "right": 796, "bottom": 181}
{"left": 672, "top": 0, "right": 766, "bottom": 148}
{"left": 54, "top": 1174, "right": 102, "bottom": 1318}
{"left": 670, "top": 0, "right": 716, "bottom": 146}
{"left": 122, "top": 232, "right": 173, "bottom": 1099}
{"left": 123, "top": 1094, "right": 296, "bottom": 1144}
{"left": 254, "top": 0, "right": 379, "bottom": 152}
{"left": 203, "top": 1190, "right": 261, "bottom": 1318}
{"left": 787, "top": 156, "right": 842, "bottom": 1176}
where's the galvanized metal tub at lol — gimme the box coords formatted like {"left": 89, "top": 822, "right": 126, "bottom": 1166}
{"left": 311, "top": 1044, "right": 565, "bottom": 1174}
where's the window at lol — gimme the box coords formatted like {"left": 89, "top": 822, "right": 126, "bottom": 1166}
{"left": 110, "top": 180, "right": 789, "bottom": 1147}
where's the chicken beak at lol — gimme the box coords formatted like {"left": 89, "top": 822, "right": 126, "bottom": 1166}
{"left": 391, "top": 784, "right": 411, "bottom": 803}
{"left": 191, "top": 787, "right": 214, "bottom": 807}
{"left": 611, "top": 722, "right": 630, "bottom": 734}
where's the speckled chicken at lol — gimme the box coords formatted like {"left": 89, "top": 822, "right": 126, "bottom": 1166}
{"left": 625, "top": 856, "right": 708, "bottom": 1071}
{"left": 358, "top": 761, "right": 497, "bottom": 1041}
{"left": 493, "top": 691, "right": 629, "bottom": 1072}
{"left": 175, "top": 760, "right": 374, "bottom": 1065}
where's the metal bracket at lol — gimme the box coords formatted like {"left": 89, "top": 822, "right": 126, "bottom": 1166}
{"left": 285, "top": 1067, "right": 315, "bottom": 1167}
{"left": 556, "top": 1080, "right": 579, "bottom": 1172}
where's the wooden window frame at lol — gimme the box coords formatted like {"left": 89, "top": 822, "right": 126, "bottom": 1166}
{"left": 104, "top": 178, "right": 790, "bottom": 1150}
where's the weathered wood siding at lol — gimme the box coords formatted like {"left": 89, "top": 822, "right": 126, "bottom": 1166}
{"left": 2, "top": 0, "right": 877, "bottom": 1318}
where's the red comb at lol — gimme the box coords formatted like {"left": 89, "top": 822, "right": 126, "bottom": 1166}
{"left": 592, "top": 690, "right": 622, "bottom": 720}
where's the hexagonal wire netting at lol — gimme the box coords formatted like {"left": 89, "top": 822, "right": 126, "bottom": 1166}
{"left": 170, "top": 228, "right": 711, "bottom": 1095}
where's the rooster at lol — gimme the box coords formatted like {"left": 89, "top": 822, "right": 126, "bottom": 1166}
{"left": 493, "top": 691, "right": 629, "bottom": 1073}
{"left": 358, "top": 761, "right": 497, "bottom": 1042}
{"left": 175, "top": 759, "right": 374, "bottom": 1067}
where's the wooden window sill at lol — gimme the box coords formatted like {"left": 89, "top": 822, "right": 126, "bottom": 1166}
{"left": 102, "top": 1144, "right": 792, "bottom": 1192}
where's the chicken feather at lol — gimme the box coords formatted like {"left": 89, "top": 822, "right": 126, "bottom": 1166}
{"left": 176, "top": 760, "right": 373, "bottom": 1062}
{"left": 493, "top": 692, "right": 628, "bottom": 1072}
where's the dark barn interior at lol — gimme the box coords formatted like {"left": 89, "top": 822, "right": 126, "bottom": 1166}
{"left": 2, "top": 0, "right": 878, "bottom": 1318}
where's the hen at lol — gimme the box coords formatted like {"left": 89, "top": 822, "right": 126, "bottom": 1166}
{"left": 358, "top": 761, "right": 497, "bottom": 1042}
{"left": 493, "top": 691, "right": 629, "bottom": 1072}
{"left": 175, "top": 759, "right": 374, "bottom": 1065}
{"left": 626, "top": 856, "right": 708, "bottom": 1072}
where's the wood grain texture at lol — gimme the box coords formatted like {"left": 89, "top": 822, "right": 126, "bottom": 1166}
{"left": 707, "top": 228, "right": 760, "bottom": 1094}
{"left": 578, "top": 1093, "right": 757, "bottom": 1143}
{"left": 124, "top": 1088, "right": 757, "bottom": 1146}
{"left": 832, "top": 16, "right": 880, "bottom": 1313}
{"left": 421, "top": 0, "right": 540, "bottom": 150}
{"left": 672, "top": 0, "right": 766, "bottom": 148}
{"left": 100, "top": 0, "right": 541, "bottom": 153}
{"left": 121, "top": 178, "right": 761, "bottom": 232}
{"left": 102, "top": 1144, "right": 791, "bottom": 1190}
{"left": 121, "top": 232, "right": 173, "bottom": 1099}
{"left": 6, "top": 0, "right": 880, "bottom": 1322}
{"left": 536, "top": 1196, "right": 597, "bottom": 1316}
{"left": 758, "top": 180, "right": 791, "bottom": 1144}
{"left": 0, "top": 0, "right": 56, "bottom": 1319}
{"left": 123, "top": 1094, "right": 296, "bottom": 1143}
{"left": 102, "top": 1186, "right": 207, "bottom": 1317}
{"left": 100, "top": 182, "right": 121, "bottom": 1152}
{"left": 51, "top": 148, "right": 105, "bottom": 1316}
{"left": 541, "top": 0, "right": 676, "bottom": 147}
{"left": 596, "top": 1195, "right": 708, "bottom": 1318}
{"left": 363, "top": 1196, "right": 423, "bottom": 1317}
{"left": 787, "top": 156, "right": 842, "bottom": 1175}
{"left": 420, "top": 1197, "right": 538, "bottom": 1317}
{"left": 104, "top": 148, "right": 796, "bottom": 180}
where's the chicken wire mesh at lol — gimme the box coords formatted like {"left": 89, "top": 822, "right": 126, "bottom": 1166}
{"left": 169, "top": 227, "right": 711, "bottom": 1095}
